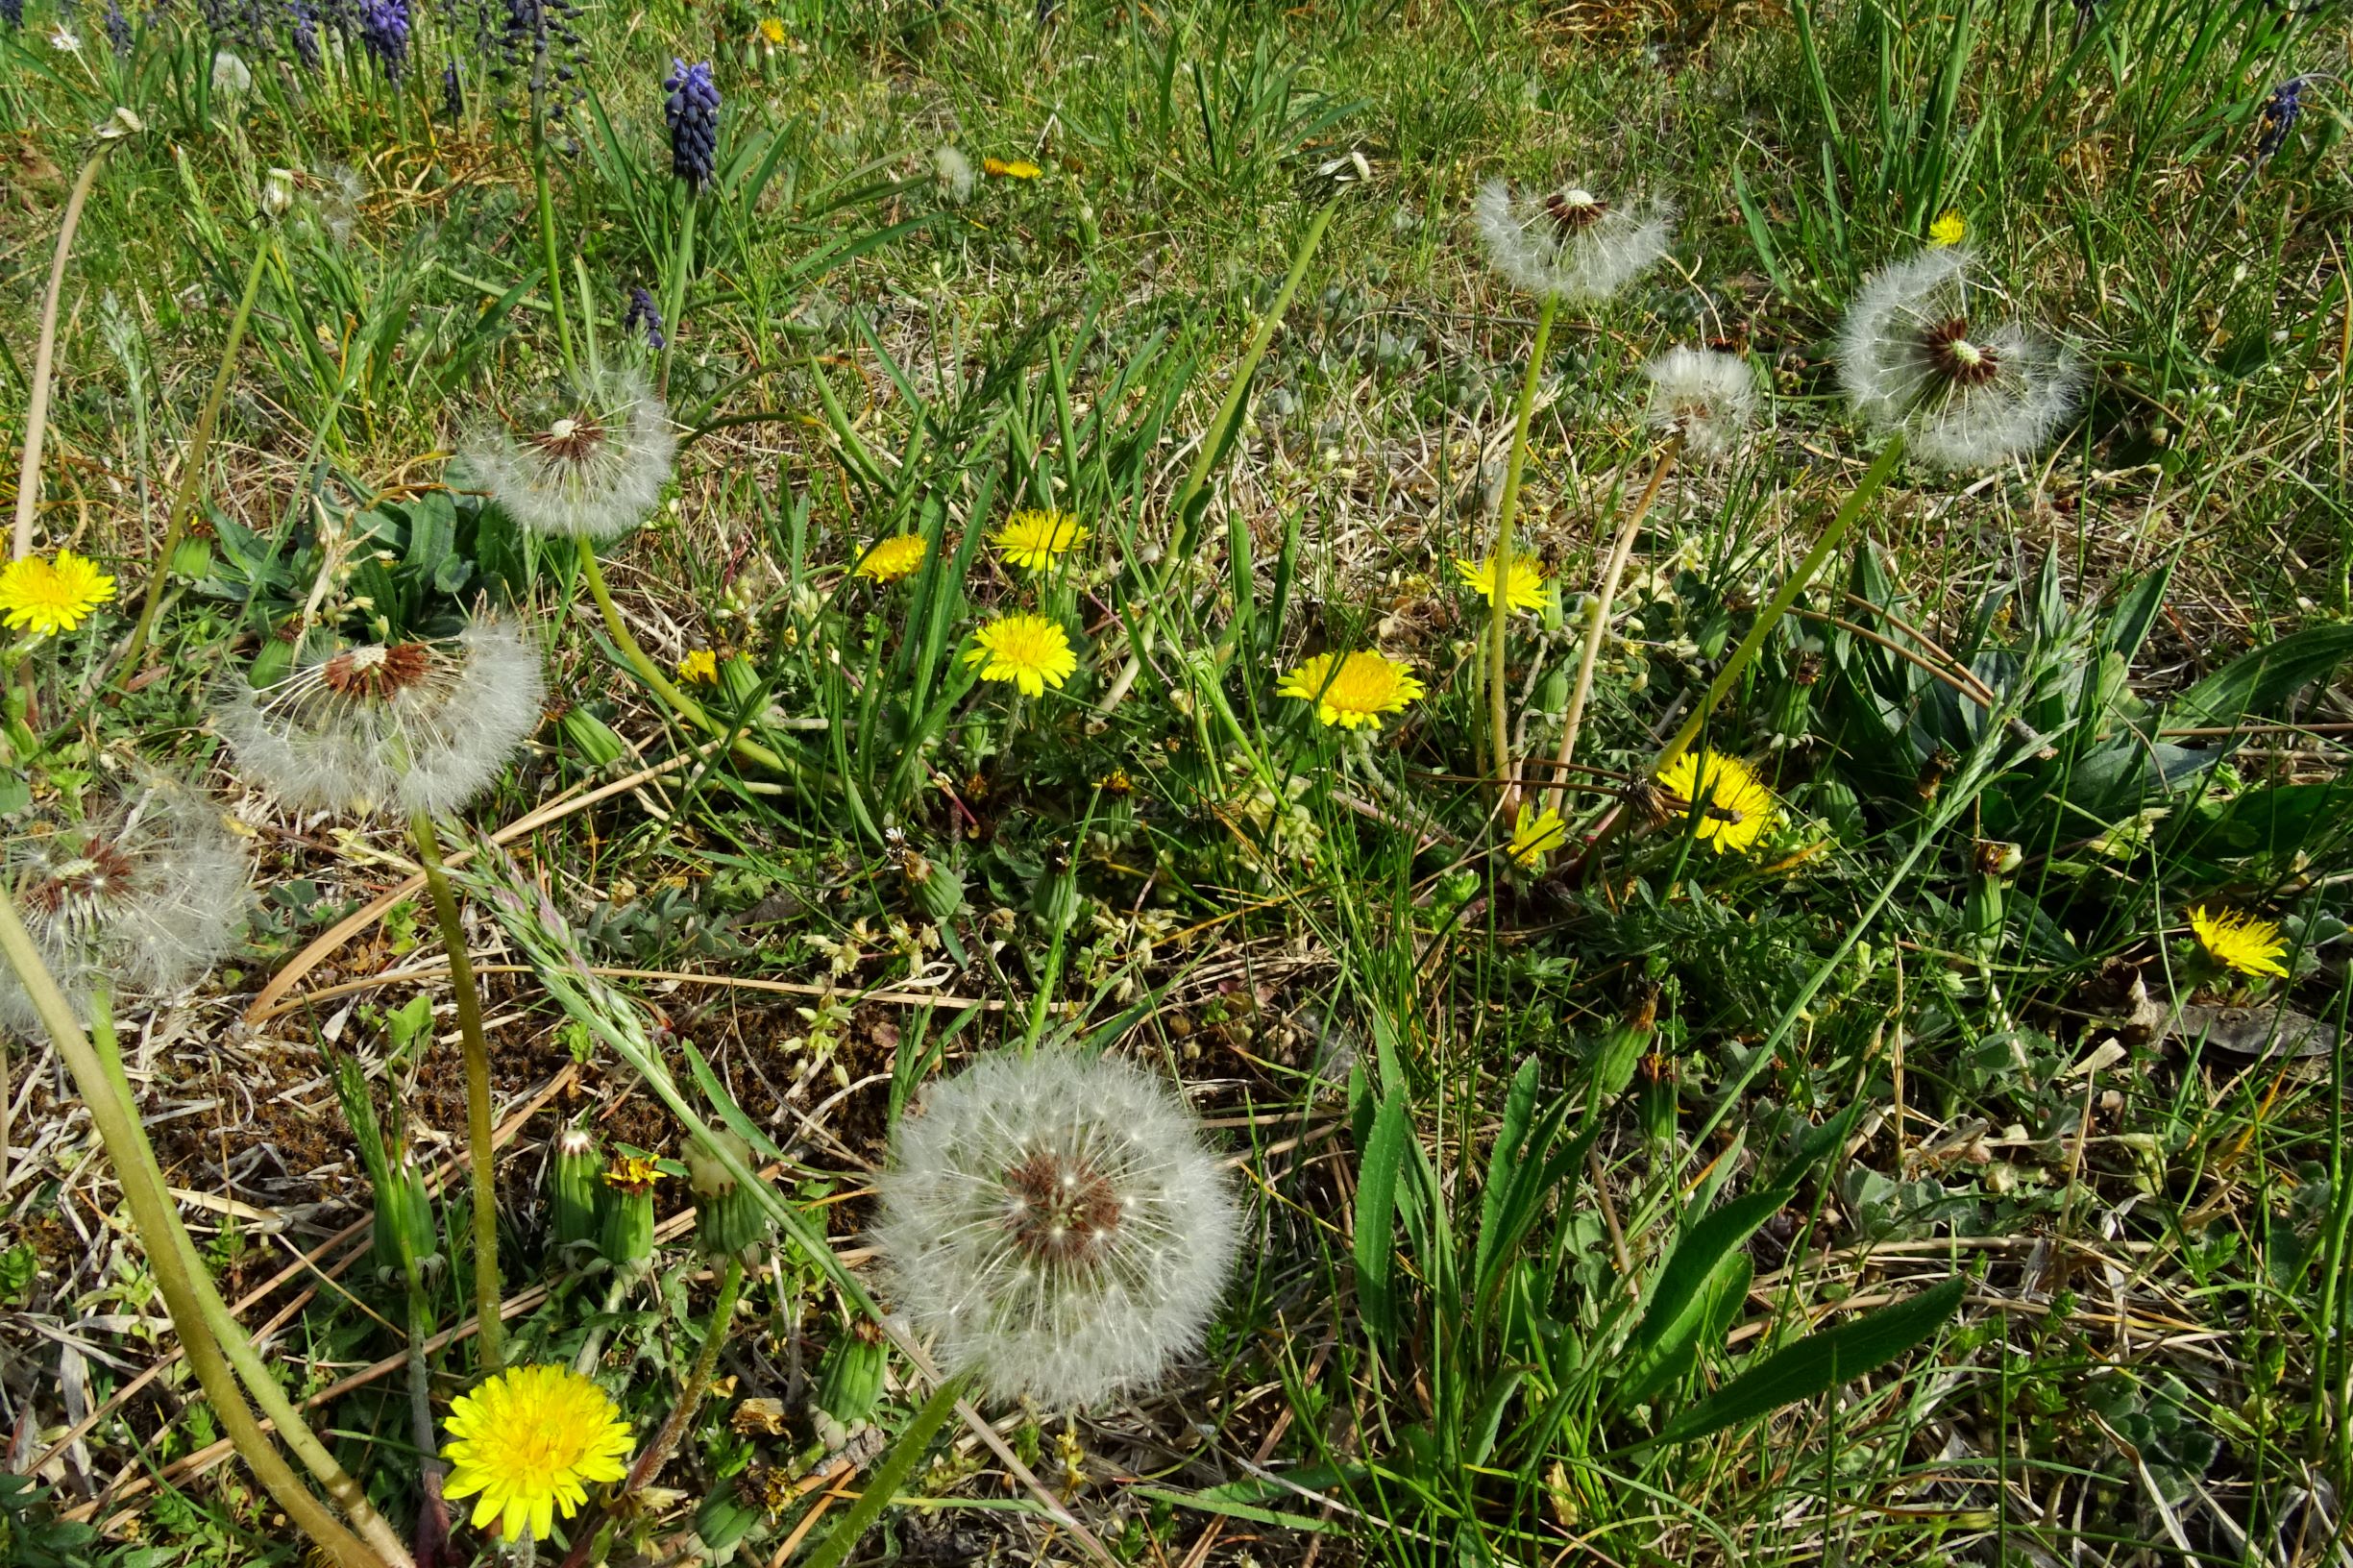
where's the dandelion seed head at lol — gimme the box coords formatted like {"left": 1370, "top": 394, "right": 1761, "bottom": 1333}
{"left": 933, "top": 145, "right": 975, "bottom": 204}
{"left": 1473, "top": 178, "right": 1673, "bottom": 304}
{"left": 874, "top": 1051, "right": 1240, "bottom": 1409}
{"left": 1, "top": 776, "right": 250, "bottom": 1032}
{"left": 464, "top": 369, "right": 675, "bottom": 542}
{"left": 216, "top": 622, "right": 545, "bottom": 818}
{"left": 1835, "top": 247, "right": 2082, "bottom": 470}
{"left": 1644, "top": 346, "right": 1763, "bottom": 459}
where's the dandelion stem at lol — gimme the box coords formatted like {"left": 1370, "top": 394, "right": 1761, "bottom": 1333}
{"left": 1652, "top": 432, "right": 1903, "bottom": 778}
{"left": 1488, "top": 292, "right": 1557, "bottom": 791}
{"left": 0, "top": 894, "right": 403, "bottom": 1568}
{"left": 1543, "top": 434, "right": 1679, "bottom": 820}
{"left": 574, "top": 536, "right": 790, "bottom": 775}
{"left": 410, "top": 806, "right": 505, "bottom": 1375}
{"left": 596, "top": 1254, "right": 745, "bottom": 1526}
{"left": 12, "top": 144, "right": 112, "bottom": 561}
{"left": 532, "top": 127, "right": 577, "bottom": 378}
{"left": 119, "top": 229, "right": 272, "bottom": 673}
{"left": 405, "top": 1260, "right": 452, "bottom": 1566}
{"left": 803, "top": 1371, "right": 973, "bottom": 1568}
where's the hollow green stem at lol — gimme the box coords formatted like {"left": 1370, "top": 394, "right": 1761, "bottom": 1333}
{"left": 804, "top": 1371, "right": 973, "bottom": 1568}
{"left": 1653, "top": 432, "right": 1904, "bottom": 778}
{"left": 575, "top": 536, "right": 789, "bottom": 775}
{"left": 626, "top": 1255, "right": 743, "bottom": 1490}
{"left": 120, "top": 230, "right": 272, "bottom": 673}
{"left": 410, "top": 806, "right": 504, "bottom": 1374}
{"left": 0, "top": 894, "right": 398, "bottom": 1568}
{"left": 532, "top": 128, "right": 577, "bottom": 378}
{"left": 12, "top": 145, "right": 113, "bottom": 561}
{"left": 658, "top": 192, "right": 697, "bottom": 396}
{"left": 1488, "top": 291, "right": 1558, "bottom": 791}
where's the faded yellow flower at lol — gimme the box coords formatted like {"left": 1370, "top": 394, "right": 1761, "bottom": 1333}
{"left": 677, "top": 649, "right": 719, "bottom": 684}
{"left": 1276, "top": 650, "right": 1425, "bottom": 730}
{"left": 602, "top": 1153, "right": 664, "bottom": 1192}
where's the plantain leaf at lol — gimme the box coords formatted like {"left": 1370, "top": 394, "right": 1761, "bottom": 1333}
{"left": 2165, "top": 625, "right": 2353, "bottom": 731}
{"left": 1354, "top": 1088, "right": 1410, "bottom": 1342}
{"left": 1473, "top": 1058, "right": 1540, "bottom": 1293}
{"left": 1631, "top": 1275, "right": 1968, "bottom": 1451}
{"left": 1613, "top": 1187, "right": 1790, "bottom": 1411}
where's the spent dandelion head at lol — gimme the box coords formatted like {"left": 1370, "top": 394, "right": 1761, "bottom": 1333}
{"left": 0, "top": 775, "right": 250, "bottom": 1033}
{"left": 1454, "top": 551, "right": 1551, "bottom": 615}
{"left": 1836, "top": 247, "right": 2082, "bottom": 470}
{"left": 2189, "top": 905, "right": 2289, "bottom": 979}
{"left": 854, "top": 534, "right": 928, "bottom": 583}
{"left": 1472, "top": 178, "right": 1674, "bottom": 304}
{"left": 964, "top": 615, "right": 1080, "bottom": 698}
{"left": 1654, "top": 749, "right": 1776, "bottom": 855}
{"left": 993, "top": 508, "right": 1088, "bottom": 574}
{"left": 442, "top": 1365, "right": 632, "bottom": 1544}
{"left": 215, "top": 622, "right": 546, "bottom": 818}
{"left": 1644, "top": 346, "right": 1763, "bottom": 460}
{"left": 464, "top": 369, "right": 675, "bottom": 543}
{"left": 0, "top": 549, "right": 116, "bottom": 637}
{"left": 933, "top": 145, "right": 975, "bottom": 203}
{"left": 1276, "top": 650, "right": 1425, "bottom": 730}
{"left": 874, "top": 1050, "right": 1240, "bottom": 1409}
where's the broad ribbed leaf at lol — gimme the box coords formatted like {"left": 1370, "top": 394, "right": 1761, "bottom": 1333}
{"left": 1354, "top": 1088, "right": 1410, "bottom": 1341}
{"left": 1614, "top": 1187, "right": 1791, "bottom": 1410}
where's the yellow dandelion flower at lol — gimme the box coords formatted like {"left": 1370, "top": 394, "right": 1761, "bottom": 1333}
{"left": 964, "top": 614, "right": 1080, "bottom": 698}
{"left": 1095, "top": 767, "right": 1133, "bottom": 794}
{"left": 1654, "top": 748, "right": 1776, "bottom": 855}
{"left": 0, "top": 549, "right": 117, "bottom": 636}
{"left": 855, "top": 533, "right": 928, "bottom": 583}
{"left": 983, "top": 157, "right": 1042, "bottom": 180}
{"left": 1927, "top": 210, "right": 1966, "bottom": 247}
{"left": 1454, "top": 552, "right": 1551, "bottom": 615}
{"left": 993, "top": 508, "right": 1088, "bottom": 574}
{"left": 1507, "top": 802, "right": 1568, "bottom": 868}
{"left": 602, "top": 1153, "right": 663, "bottom": 1192}
{"left": 2188, "top": 906, "right": 2289, "bottom": 979}
{"left": 757, "top": 15, "right": 784, "bottom": 43}
{"left": 443, "top": 1364, "right": 633, "bottom": 1543}
{"left": 677, "top": 649, "right": 719, "bottom": 685}
{"left": 1276, "top": 650, "right": 1425, "bottom": 730}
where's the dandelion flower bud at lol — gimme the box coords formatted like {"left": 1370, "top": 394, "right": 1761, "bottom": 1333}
{"left": 1835, "top": 247, "right": 2082, "bottom": 471}
{"left": 874, "top": 1051, "right": 1240, "bottom": 1409}
{"left": 215, "top": 622, "right": 546, "bottom": 819}
{"left": 1472, "top": 178, "right": 1673, "bottom": 304}
{"left": 0, "top": 776, "right": 249, "bottom": 1031}
{"left": 687, "top": 1131, "right": 768, "bottom": 1263}
{"left": 1643, "top": 346, "right": 1762, "bottom": 460}
{"left": 551, "top": 1123, "right": 602, "bottom": 1250}
{"left": 463, "top": 369, "right": 676, "bottom": 543}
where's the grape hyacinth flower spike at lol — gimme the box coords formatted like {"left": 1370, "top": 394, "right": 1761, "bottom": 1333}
{"left": 1836, "top": 246, "right": 2082, "bottom": 470}
{"left": 105, "top": 0, "right": 130, "bottom": 52}
{"left": 664, "top": 59, "right": 719, "bottom": 189}
{"left": 623, "top": 286, "right": 667, "bottom": 350}
{"left": 357, "top": 0, "right": 407, "bottom": 85}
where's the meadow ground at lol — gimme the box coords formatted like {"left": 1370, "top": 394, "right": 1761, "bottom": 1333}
{"left": 0, "top": 0, "right": 2350, "bottom": 1563}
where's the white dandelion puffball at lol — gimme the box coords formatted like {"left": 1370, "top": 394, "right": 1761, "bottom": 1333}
{"left": 463, "top": 369, "right": 675, "bottom": 543}
{"left": 1644, "top": 346, "right": 1763, "bottom": 459}
{"left": 1473, "top": 178, "right": 1674, "bottom": 304}
{"left": 1836, "top": 246, "right": 2083, "bottom": 471}
{"left": 209, "top": 50, "right": 252, "bottom": 97}
{"left": 216, "top": 623, "right": 546, "bottom": 819}
{"left": 874, "top": 1051, "right": 1241, "bottom": 1409}
{"left": 933, "top": 145, "right": 975, "bottom": 204}
{"left": 0, "top": 776, "right": 250, "bottom": 1033}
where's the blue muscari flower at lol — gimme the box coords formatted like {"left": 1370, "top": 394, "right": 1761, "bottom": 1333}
{"left": 2257, "top": 77, "right": 2306, "bottom": 159}
{"left": 624, "top": 286, "right": 666, "bottom": 350}
{"left": 442, "top": 59, "right": 463, "bottom": 121}
{"left": 358, "top": 0, "right": 406, "bottom": 84}
{"left": 663, "top": 59, "right": 719, "bottom": 190}
{"left": 106, "top": 0, "right": 131, "bottom": 50}
{"left": 287, "top": 0, "right": 320, "bottom": 69}
{"left": 1, "top": 0, "right": 23, "bottom": 31}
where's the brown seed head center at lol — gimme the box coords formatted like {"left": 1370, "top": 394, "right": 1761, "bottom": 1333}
{"left": 1923, "top": 317, "right": 1999, "bottom": 387}
{"left": 1000, "top": 1149, "right": 1122, "bottom": 1267}
{"left": 528, "top": 412, "right": 609, "bottom": 466}
{"left": 25, "top": 836, "right": 137, "bottom": 918}
{"left": 1544, "top": 188, "right": 1608, "bottom": 236}
{"left": 322, "top": 642, "right": 434, "bottom": 699}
